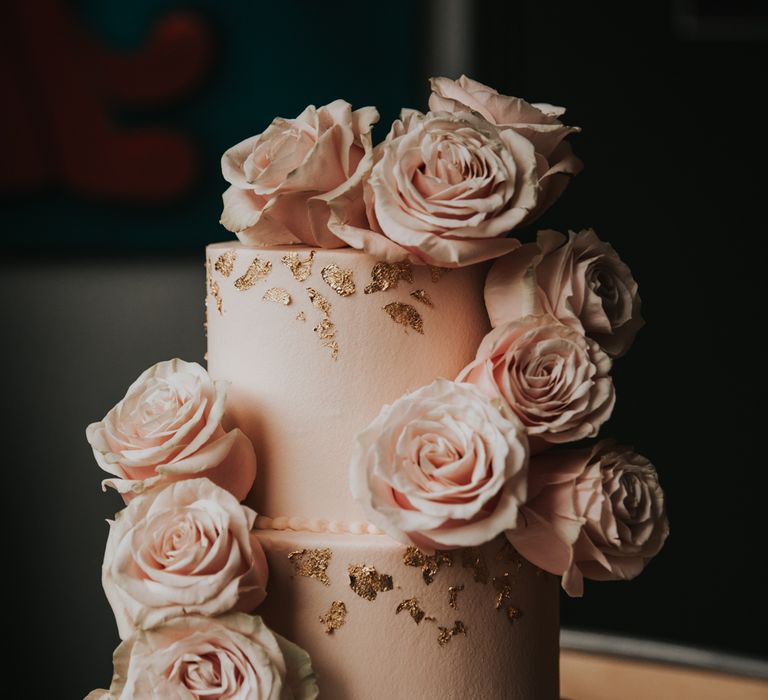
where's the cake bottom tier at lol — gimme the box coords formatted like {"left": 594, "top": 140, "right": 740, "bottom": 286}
{"left": 255, "top": 529, "right": 560, "bottom": 700}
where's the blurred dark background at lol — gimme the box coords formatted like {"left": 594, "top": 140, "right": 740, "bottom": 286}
{"left": 2, "top": 0, "right": 767, "bottom": 696}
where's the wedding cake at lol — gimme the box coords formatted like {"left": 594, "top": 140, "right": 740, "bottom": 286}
{"left": 84, "top": 76, "right": 668, "bottom": 700}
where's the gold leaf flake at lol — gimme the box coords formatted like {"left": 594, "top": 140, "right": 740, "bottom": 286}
{"left": 364, "top": 261, "right": 414, "bottom": 294}
{"left": 288, "top": 548, "right": 331, "bottom": 586}
{"left": 429, "top": 266, "right": 451, "bottom": 283}
{"left": 437, "top": 620, "right": 467, "bottom": 647}
{"left": 461, "top": 548, "right": 489, "bottom": 585}
{"left": 403, "top": 547, "right": 453, "bottom": 585}
{"left": 235, "top": 257, "right": 272, "bottom": 291}
{"left": 282, "top": 251, "right": 315, "bottom": 281}
{"left": 396, "top": 598, "right": 428, "bottom": 625}
{"left": 211, "top": 280, "right": 223, "bottom": 314}
{"left": 314, "top": 317, "right": 336, "bottom": 341}
{"left": 322, "top": 340, "right": 340, "bottom": 361}
{"left": 214, "top": 250, "right": 237, "bottom": 277}
{"left": 448, "top": 585, "right": 464, "bottom": 610}
{"left": 296, "top": 311, "right": 306, "bottom": 321}
{"left": 506, "top": 606, "right": 523, "bottom": 625}
{"left": 492, "top": 573, "right": 516, "bottom": 610}
{"left": 410, "top": 289, "right": 433, "bottom": 307}
{"left": 348, "top": 564, "right": 393, "bottom": 601}
{"left": 321, "top": 264, "right": 356, "bottom": 297}
{"left": 262, "top": 287, "right": 291, "bottom": 305}
{"left": 383, "top": 302, "right": 424, "bottom": 334}
{"left": 319, "top": 601, "right": 347, "bottom": 634}
{"left": 307, "top": 288, "right": 332, "bottom": 316}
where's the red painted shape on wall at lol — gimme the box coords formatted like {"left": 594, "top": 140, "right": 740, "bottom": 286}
{"left": 0, "top": 0, "right": 213, "bottom": 202}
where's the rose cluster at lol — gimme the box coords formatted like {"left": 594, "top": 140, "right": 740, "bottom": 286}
{"left": 85, "top": 360, "right": 318, "bottom": 700}
{"left": 220, "top": 75, "right": 582, "bottom": 267}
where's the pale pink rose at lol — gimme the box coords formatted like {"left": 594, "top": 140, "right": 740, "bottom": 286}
{"left": 486, "top": 229, "right": 644, "bottom": 357}
{"left": 332, "top": 108, "right": 531, "bottom": 267}
{"left": 87, "top": 359, "right": 256, "bottom": 502}
{"left": 458, "top": 315, "right": 615, "bottom": 445}
{"left": 349, "top": 378, "right": 529, "bottom": 549}
{"left": 220, "top": 100, "right": 379, "bottom": 248}
{"left": 103, "top": 478, "right": 268, "bottom": 639}
{"left": 108, "top": 614, "right": 318, "bottom": 699}
{"left": 508, "top": 441, "right": 668, "bottom": 596}
{"left": 429, "top": 75, "right": 582, "bottom": 223}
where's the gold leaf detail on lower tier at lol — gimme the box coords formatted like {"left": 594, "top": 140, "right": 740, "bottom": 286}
{"left": 288, "top": 548, "right": 331, "bottom": 586}
{"left": 437, "top": 620, "right": 467, "bottom": 647}
{"left": 307, "top": 288, "right": 332, "bottom": 316}
{"left": 395, "top": 598, "right": 429, "bottom": 625}
{"left": 410, "top": 289, "right": 434, "bottom": 307}
{"left": 383, "top": 302, "right": 424, "bottom": 334}
{"left": 348, "top": 564, "right": 393, "bottom": 601}
{"left": 314, "top": 317, "right": 336, "bottom": 340}
{"left": 322, "top": 340, "right": 340, "bottom": 360}
{"left": 235, "top": 257, "right": 272, "bottom": 291}
{"left": 214, "top": 250, "right": 237, "bottom": 277}
{"left": 262, "top": 287, "right": 291, "bottom": 305}
{"left": 448, "top": 585, "right": 464, "bottom": 610}
{"left": 282, "top": 250, "right": 315, "bottom": 281}
{"left": 461, "top": 548, "right": 490, "bottom": 585}
{"left": 319, "top": 600, "right": 347, "bottom": 634}
{"left": 364, "top": 261, "right": 414, "bottom": 294}
{"left": 506, "top": 606, "right": 523, "bottom": 625}
{"left": 321, "top": 264, "right": 356, "bottom": 297}
{"left": 429, "top": 266, "right": 451, "bottom": 283}
{"left": 403, "top": 547, "right": 453, "bottom": 585}
{"left": 296, "top": 311, "right": 306, "bottom": 321}
{"left": 492, "top": 572, "right": 516, "bottom": 610}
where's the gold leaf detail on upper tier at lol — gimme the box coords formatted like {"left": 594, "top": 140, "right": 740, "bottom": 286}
{"left": 235, "top": 257, "right": 272, "bottom": 291}
{"left": 282, "top": 250, "right": 315, "bottom": 281}
{"left": 214, "top": 250, "right": 237, "bottom": 277}
{"left": 395, "top": 598, "right": 431, "bottom": 625}
{"left": 206, "top": 259, "right": 223, "bottom": 315}
{"left": 461, "top": 548, "right": 490, "bottom": 585}
{"left": 364, "top": 261, "right": 414, "bottom": 294}
{"left": 410, "top": 289, "right": 434, "bottom": 307}
{"left": 262, "top": 287, "right": 291, "bottom": 305}
{"left": 429, "top": 266, "right": 451, "bottom": 283}
{"left": 492, "top": 572, "right": 516, "bottom": 610}
{"left": 307, "top": 288, "right": 332, "bottom": 316}
{"left": 383, "top": 302, "right": 424, "bottom": 334}
{"left": 296, "top": 311, "right": 306, "bottom": 321}
{"left": 321, "top": 263, "right": 356, "bottom": 297}
{"left": 348, "top": 564, "right": 393, "bottom": 601}
{"left": 314, "top": 317, "right": 336, "bottom": 340}
{"left": 319, "top": 600, "right": 347, "bottom": 634}
{"left": 288, "top": 548, "right": 331, "bottom": 586}
{"left": 437, "top": 620, "right": 467, "bottom": 647}
{"left": 403, "top": 547, "right": 453, "bottom": 585}
{"left": 448, "top": 585, "right": 465, "bottom": 610}
{"left": 506, "top": 606, "right": 523, "bottom": 625}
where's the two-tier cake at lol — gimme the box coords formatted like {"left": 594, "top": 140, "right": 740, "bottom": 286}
{"left": 84, "top": 76, "right": 668, "bottom": 700}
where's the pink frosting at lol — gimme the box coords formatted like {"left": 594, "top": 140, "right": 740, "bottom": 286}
{"left": 103, "top": 478, "right": 268, "bottom": 639}
{"left": 486, "top": 229, "right": 644, "bottom": 357}
{"left": 428, "top": 75, "right": 583, "bottom": 224}
{"left": 332, "top": 109, "right": 528, "bottom": 267}
{"left": 220, "top": 100, "right": 379, "bottom": 248}
{"left": 508, "top": 441, "right": 669, "bottom": 597}
{"left": 349, "top": 378, "right": 529, "bottom": 549}
{"left": 107, "top": 613, "right": 318, "bottom": 699}
{"left": 458, "top": 315, "right": 615, "bottom": 446}
{"left": 87, "top": 359, "right": 256, "bottom": 502}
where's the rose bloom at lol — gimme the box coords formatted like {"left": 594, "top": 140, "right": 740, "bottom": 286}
{"left": 458, "top": 315, "right": 615, "bottom": 446}
{"left": 349, "top": 378, "right": 529, "bottom": 549}
{"left": 429, "top": 75, "right": 582, "bottom": 223}
{"left": 105, "top": 613, "right": 318, "bottom": 700}
{"left": 220, "top": 99, "right": 378, "bottom": 248}
{"left": 332, "top": 109, "right": 533, "bottom": 266}
{"left": 103, "top": 478, "right": 268, "bottom": 639}
{"left": 486, "top": 229, "right": 644, "bottom": 357}
{"left": 87, "top": 359, "right": 256, "bottom": 502}
{"left": 508, "top": 441, "right": 669, "bottom": 596}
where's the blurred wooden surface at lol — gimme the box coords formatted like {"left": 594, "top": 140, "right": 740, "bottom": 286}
{"left": 561, "top": 650, "right": 768, "bottom": 700}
